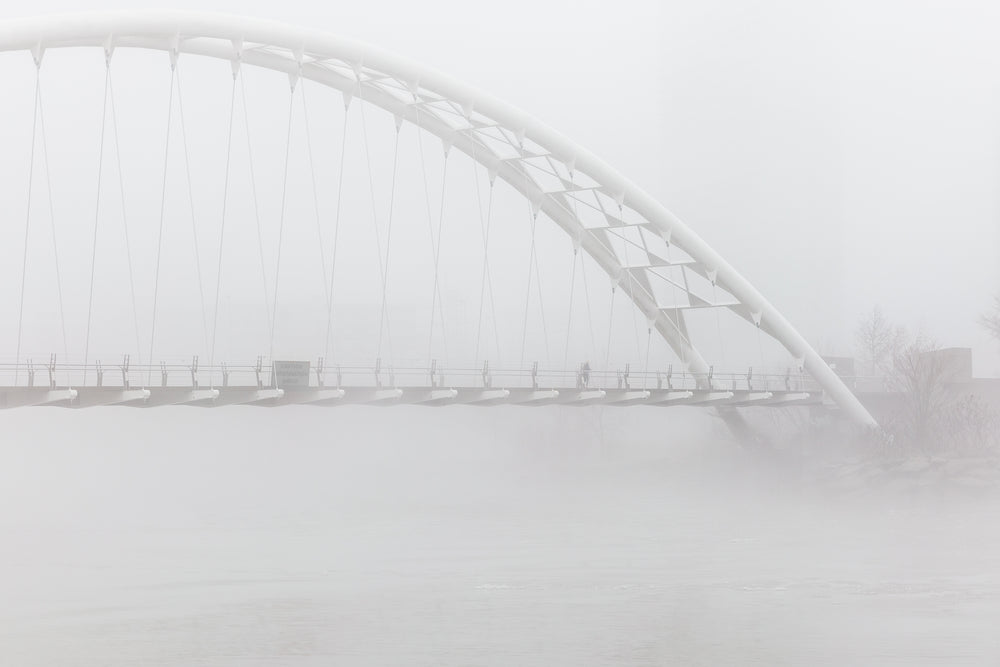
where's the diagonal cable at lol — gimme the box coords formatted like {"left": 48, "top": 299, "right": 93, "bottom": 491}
{"left": 299, "top": 81, "right": 331, "bottom": 321}
{"left": 569, "top": 179, "right": 598, "bottom": 365}
{"left": 108, "top": 67, "right": 143, "bottom": 368}
{"left": 358, "top": 82, "right": 394, "bottom": 365}
{"left": 175, "top": 68, "right": 210, "bottom": 356}
{"left": 563, "top": 247, "right": 579, "bottom": 371}
{"left": 208, "top": 74, "right": 238, "bottom": 386}
{"left": 15, "top": 68, "right": 41, "bottom": 385}
{"left": 471, "top": 139, "right": 500, "bottom": 363}
{"left": 82, "top": 68, "right": 110, "bottom": 386}
{"left": 415, "top": 102, "right": 449, "bottom": 364}
{"left": 147, "top": 65, "right": 177, "bottom": 386}
{"left": 268, "top": 83, "right": 298, "bottom": 365}
{"left": 323, "top": 110, "right": 349, "bottom": 365}
{"left": 240, "top": 71, "right": 273, "bottom": 354}
{"left": 427, "top": 151, "right": 451, "bottom": 365}
{"left": 376, "top": 123, "right": 402, "bottom": 363}
{"left": 36, "top": 76, "right": 69, "bottom": 374}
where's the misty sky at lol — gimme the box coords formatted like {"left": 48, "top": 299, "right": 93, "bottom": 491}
{"left": 4, "top": 0, "right": 999, "bottom": 374}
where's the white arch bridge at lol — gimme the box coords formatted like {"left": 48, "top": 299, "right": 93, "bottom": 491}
{"left": 0, "top": 11, "right": 875, "bottom": 427}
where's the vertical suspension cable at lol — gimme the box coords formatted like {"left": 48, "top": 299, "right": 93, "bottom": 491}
{"left": 323, "top": 109, "right": 349, "bottom": 365}
{"left": 563, "top": 168, "right": 589, "bottom": 374}
{"left": 713, "top": 282, "right": 725, "bottom": 369}
{"left": 268, "top": 84, "right": 297, "bottom": 366}
{"left": 617, "top": 209, "right": 643, "bottom": 361}
{"left": 755, "top": 316, "right": 766, "bottom": 388}
{"left": 82, "top": 67, "right": 110, "bottom": 386}
{"left": 563, "top": 246, "right": 579, "bottom": 371}
{"left": 470, "top": 137, "right": 500, "bottom": 364}
{"left": 358, "top": 82, "right": 396, "bottom": 365}
{"left": 240, "top": 71, "right": 273, "bottom": 353}
{"left": 414, "top": 102, "right": 450, "bottom": 365}
{"left": 519, "top": 205, "right": 536, "bottom": 367}
{"left": 487, "top": 185, "right": 501, "bottom": 361}
{"left": 643, "top": 326, "right": 652, "bottom": 390}
{"left": 579, "top": 251, "right": 597, "bottom": 366}
{"left": 604, "top": 284, "right": 617, "bottom": 384}
{"left": 36, "top": 75, "right": 69, "bottom": 374}
{"left": 300, "top": 81, "right": 331, "bottom": 326}
{"left": 530, "top": 208, "right": 551, "bottom": 365}
{"left": 108, "top": 67, "right": 143, "bottom": 370}
{"left": 473, "top": 175, "right": 500, "bottom": 363}
{"left": 208, "top": 73, "right": 238, "bottom": 386}
{"left": 570, "top": 187, "right": 598, "bottom": 366}
{"left": 427, "top": 150, "right": 451, "bottom": 365}
{"left": 757, "top": 322, "right": 765, "bottom": 365}
{"left": 376, "top": 122, "right": 402, "bottom": 364}
{"left": 518, "top": 160, "right": 550, "bottom": 367}
{"left": 175, "top": 68, "right": 210, "bottom": 356}
{"left": 470, "top": 137, "right": 486, "bottom": 364}
{"left": 14, "top": 66, "right": 41, "bottom": 385}
{"left": 666, "top": 245, "right": 689, "bottom": 369}
{"left": 147, "top": 65, "right": 177, "bottom": 386}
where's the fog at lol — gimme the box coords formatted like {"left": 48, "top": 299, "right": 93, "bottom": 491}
{"left": 5, "top": 0, "right": 998, "bottom": 368}
{"left": 2, "top": 1, "right": 1000, "bottom": 664}
{"left": 4, "top": 407, "right": 1000, "bottom": 664}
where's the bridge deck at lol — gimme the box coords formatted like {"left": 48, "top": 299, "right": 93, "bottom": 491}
{"left": 0, "top": 385, "right": 822, "bottom": 409}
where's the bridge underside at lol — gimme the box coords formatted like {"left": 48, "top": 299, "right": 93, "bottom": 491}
{"left": 0, "top": 385, "right": 821, "bottom": 410}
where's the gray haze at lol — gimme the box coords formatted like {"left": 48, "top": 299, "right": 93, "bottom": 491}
{"left": 6, "top": 0, "right": 1000, "bottom": 371}
{"left": 2, "top": 2, "right": 1000, "bottom": 665}
{"left": 5, "top": 407, "right": 1000, "bottom": 665}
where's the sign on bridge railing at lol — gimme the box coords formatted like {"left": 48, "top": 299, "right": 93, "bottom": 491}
{"left": 272, "top": 361, "right": 311, "bottom": 389}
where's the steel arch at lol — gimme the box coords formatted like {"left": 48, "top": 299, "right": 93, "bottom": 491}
{"left": 0, "top": 10, "right": 876, "bottom": 426}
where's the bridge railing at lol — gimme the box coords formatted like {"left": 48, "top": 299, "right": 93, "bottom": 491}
{"left": 0, "top": 359, "right": 824, "bottom": 394}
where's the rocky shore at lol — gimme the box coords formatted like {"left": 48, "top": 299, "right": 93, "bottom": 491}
{"left": 805, "top": 454, "right": 1000, "bottom": 495}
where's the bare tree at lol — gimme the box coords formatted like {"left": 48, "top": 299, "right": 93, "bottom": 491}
{"left": 853, "top": 310, "right": 997, "bottom": 456}
{"left": 887, "top": 335, "right": 953, "bottom": 454}
{"left": 855, "top": 306, "right": 906, "bottom": 377}
{"left": 981, "top": 295, "right": 1000, "bottom": 343}
{"left": 941, "top": 394, "right": 1000, "bottom": 454}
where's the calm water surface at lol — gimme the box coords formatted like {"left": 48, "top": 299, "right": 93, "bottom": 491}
{"left": 1, "top": 407, "right": 998, "bottom": 665}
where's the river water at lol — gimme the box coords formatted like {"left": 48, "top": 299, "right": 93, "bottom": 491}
{"left": 1, "top": 406, "right": 998, "bottom": 665}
